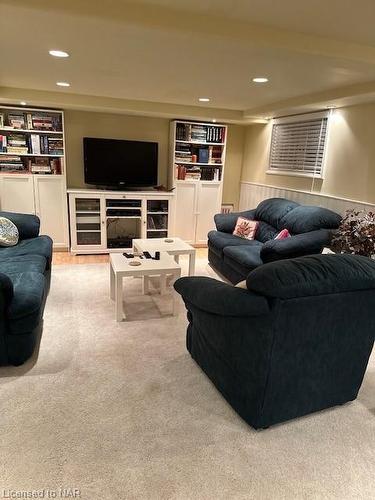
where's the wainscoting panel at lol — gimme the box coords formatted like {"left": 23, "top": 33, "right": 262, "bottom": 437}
{"left": 239, "top": 182, "right": 375, "bottom": 215}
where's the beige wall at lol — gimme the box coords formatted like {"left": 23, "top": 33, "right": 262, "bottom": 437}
{"left": 64, "top": 109, "right": 244, "bottom": 208}
{"left": 241, "top": 102, "right": 375, "bottom": 204}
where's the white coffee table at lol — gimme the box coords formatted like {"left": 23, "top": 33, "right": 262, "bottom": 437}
{"left": 133, "top": 237, "right": 196, "bottom": 276}
{"left": 110, "top": 252, "right": 181, "bottom": 322}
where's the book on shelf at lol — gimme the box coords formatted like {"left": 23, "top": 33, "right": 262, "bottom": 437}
{"left": 0, "top": 155, "right": 26, "bottom": 172}
{"left": 8, "top": 114, "right": 26, "bottom": 129}
{"left": 30, "top": 157, "right": 52, "bottom": 174}
{"left": 0, "top": 114, "right": 4, "bottom": 128}
{"left": 198, "top": 148, "right": 209, "bottom": 163}
{"left": 0, "top": 135, "right": 7, "bottom": 152}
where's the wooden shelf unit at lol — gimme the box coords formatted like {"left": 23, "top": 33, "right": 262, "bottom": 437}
{"left": 169, "top": 119, "right": 227, "bottom": 245}
{"left": 0, "top": 105, "right": 68, "bottom": 248}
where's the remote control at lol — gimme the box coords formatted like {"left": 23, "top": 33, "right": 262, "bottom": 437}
{"left": 123, "top": 252, "right": 134, "bottom": 258}
{"left": 143, "top": 251, "right": 152, "bottom": 259}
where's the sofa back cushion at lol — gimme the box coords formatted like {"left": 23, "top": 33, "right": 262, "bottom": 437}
{"left": 255, "top": 221, "right": 279, "bottom": 243}
{"left": 255, "top": 198, "right": 299, "bottom": 231}
{"left": 246, "top": 254, "right": 375, "bottom": 299}
{"left": 280, "top": 205, "right": 342, "bottom": 234}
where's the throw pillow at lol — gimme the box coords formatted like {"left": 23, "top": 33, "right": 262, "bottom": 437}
{"left": 233, "top": 217, "right": 259, "bottom": 240}
{"left": 274, "top": 228, "right": 291, "bottom": 240}
{"left": 0, "top": 217, "right": 19, "bottom": 247}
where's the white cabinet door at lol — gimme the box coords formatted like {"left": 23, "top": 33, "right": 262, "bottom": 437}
{"left": 195, "top": 182, "right": 222, "bottom": 244}
{"left": 34, "top": 176, "right": 68, "bottom": 248}
{"left": 174, "top": 182, "right": 198, "bottom": 244}
{"left": 0, "top": 175, "right": 35, "bottom": 214}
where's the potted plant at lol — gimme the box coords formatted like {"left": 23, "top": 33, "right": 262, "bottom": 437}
{"left": 331, "top": 209, "right": 375, "bottom": 259}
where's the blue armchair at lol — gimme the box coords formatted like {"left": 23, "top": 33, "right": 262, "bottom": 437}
{"left": 0, "top": 211, "right": 52, "bottom": 365}
{"left": 175, "top": 254, "right": 375, "bottom": 429}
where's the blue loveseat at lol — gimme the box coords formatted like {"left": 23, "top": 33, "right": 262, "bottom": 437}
{"left": 0, "top": 211, "right": 52, "bottom": 366}
{"left": 209, "top": 197, "right": 342, "bottom": 283}
{"left": 175, "top": 254, "right": 375, "bottom": 429}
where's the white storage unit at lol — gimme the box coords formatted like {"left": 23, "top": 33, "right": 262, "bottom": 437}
{"left": 68, "top": 189, "right": 175, "bottom": 254}
{"left": 0, "top": 106, "right": 68, "bottom": 249}
{"left": 170, "top": 120, "right": 227, "bottom": 245}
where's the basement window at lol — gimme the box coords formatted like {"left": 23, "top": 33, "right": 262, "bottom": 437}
{"left": 267, "top": 111, "right": 330, "bottom": 178}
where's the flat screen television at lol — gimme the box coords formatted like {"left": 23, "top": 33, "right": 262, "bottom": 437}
{"left": 83, "top": 137, "right": 158, "bottom": 188}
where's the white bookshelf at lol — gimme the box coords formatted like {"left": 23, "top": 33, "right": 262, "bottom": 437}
{"left": 0, "top": 105, "right": 68, "bottom": 248}
{"left": 169, "top": 119, "right": 227, "bottom": 245}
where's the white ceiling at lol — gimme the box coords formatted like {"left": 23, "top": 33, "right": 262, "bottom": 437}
{"left": 1, "top": 0, "right": 375, "bottom": 120}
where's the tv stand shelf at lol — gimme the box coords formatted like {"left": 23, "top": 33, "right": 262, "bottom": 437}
{"left": 67, "top": 188, "right": 175, "bottom": 254}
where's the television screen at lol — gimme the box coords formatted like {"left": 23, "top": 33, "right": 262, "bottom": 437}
{"left": 83, "top": 137, "right": 158, "bottom": 187}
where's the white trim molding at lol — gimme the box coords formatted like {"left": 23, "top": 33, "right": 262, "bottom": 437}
{"left": 239, "top": 181, "right": 375, "bottom": 215}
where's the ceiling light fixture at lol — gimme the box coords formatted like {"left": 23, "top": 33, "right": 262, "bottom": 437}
{"left": 212, "top": 119, "right": 217, "bottom": 123}
{"left": 252, "top": 77, "right": 269, "bottom": 83}
{"left": 20, "top": 101, "right": 27, "bottom": 106}
{"left": 198, "top": 97, "right": 210, "bottom": 102}
{"left": 56, "top": 81, "right": 70, "bottom": 87}
{"left": 49, "top": 50, "right": 69, "bottom": 58}
{"left": 326, "top": 105, "right": 336, "bottom": 109}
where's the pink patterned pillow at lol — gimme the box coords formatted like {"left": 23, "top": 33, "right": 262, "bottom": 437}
{"left": 274, "top": 229, "right": 291, "bottom": 240}
{"left": 233, "top": 217, "right": 259, "bottom": 240}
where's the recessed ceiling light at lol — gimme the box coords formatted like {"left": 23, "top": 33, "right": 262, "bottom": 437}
{"left": 199, "top": 97, "right": 210, "bottom": 102}
{"left": 20, "top": 101, "right": 27, "bottom": 106}
{"left": 326, "top": 105, "right": 336, "bottom": 109}
{"left": 49, "top": 50, "right": 69, "bottom": 58}
{"left": 252, "top": 77, "right": 269, "bottom": 83}
{"left": 56, "top": 81, "right": 70, "bottom": 87}
{"left": 212, "top": 119, "right": 217, "bottom": 123}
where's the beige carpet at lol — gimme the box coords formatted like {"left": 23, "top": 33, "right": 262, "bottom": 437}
{"left": 0, "top": 256, "right": 374, "bottom": 500}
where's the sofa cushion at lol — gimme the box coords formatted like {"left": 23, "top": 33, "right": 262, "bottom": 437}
{"left": 7, "top": 272, "right": 46, "bottom": 335}
{"left": 0, "top": 235, "right": 53, "bottom": 268}
{"left": 255, "top": 198, "right": 299, "bottom": 230}
{"left": 0, "top": 255, "right": 47, "bottom": 275}
{"left": 208, "top": 230, "right": 260, "bottom": 257}
{"left": 223, "top": 245, "right": 263, "bottom": 275}
{"left": 281, "top": 205, "right": 342, "bottom": 234}
{"left": 255, "top": 221, "right": 279, "bottom": 243}
{"left": 246, "top": 254, "right": 375, "bottom": 299}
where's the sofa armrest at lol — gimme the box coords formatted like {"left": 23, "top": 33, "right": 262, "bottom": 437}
{"left": 174, "top": 276, "right": 269, "bottom": 317}
{"left": 260, "top": 229, "right": 332, "bottom": 263}
{"left": 0, "top": 211, "right": 40, "bottom": 240}
{"left": 0, "top": 273, "right": 14, "bottom": 308}
{"left": 214, "top": 209, "right": 256, "bottom": 233}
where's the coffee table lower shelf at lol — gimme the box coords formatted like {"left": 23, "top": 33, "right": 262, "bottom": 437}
{"left": 110, "top": 253, "right": 181, "bottom": 322}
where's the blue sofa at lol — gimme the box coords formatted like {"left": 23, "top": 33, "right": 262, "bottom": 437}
{"left": 0, "top": 211, "right": 52, "bottom": 366}
{"left": 175, "top": 254, "right": 375, "bottom": 429}
{"left": 209, "top": 197, "right": 342, "bottom": 283}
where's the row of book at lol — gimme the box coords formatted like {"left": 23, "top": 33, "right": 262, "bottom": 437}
{"left": 0, "top": 133, "right": 63, "bottom": 155}
{"left": 0, "top": 156, "right": 62, "bottom": 174}
{"left": 0, "top": 112, "right": 62, "bottom": 132}
{"left": 175, "top": 164, "right": 221, "bottom": 181}
{"left": 175, "top": 145, "right": 222, "bottom": 164}
{"left": 175, "top": 123, "right": 225, "bottom": 143}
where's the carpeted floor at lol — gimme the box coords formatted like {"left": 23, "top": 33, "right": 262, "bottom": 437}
{"left": 0, "top": 256, "right": 374, "bottom": 500}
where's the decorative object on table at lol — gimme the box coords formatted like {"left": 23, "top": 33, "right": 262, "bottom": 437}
{"left": 164, "top": 238, "right": 174, "bottom": 243}
{"left": 0, "top": 217, "right": 19, "bottom": 247}
{"left": 232, "top": 217, "right": 259, "bottom": 240}
{"left": 331, "top": 209, "right": 375, "bottom": 259}
{"left": 129, "top": 260, "right": 141, "bottom": 266}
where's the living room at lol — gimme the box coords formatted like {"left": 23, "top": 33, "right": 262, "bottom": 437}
{"left": 0, "top": 1, "right": 374, "bottom": 499}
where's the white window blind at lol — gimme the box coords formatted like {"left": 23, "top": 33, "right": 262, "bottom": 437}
{"left": 268, "top": 111, "right": 329, "bottom": 177}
